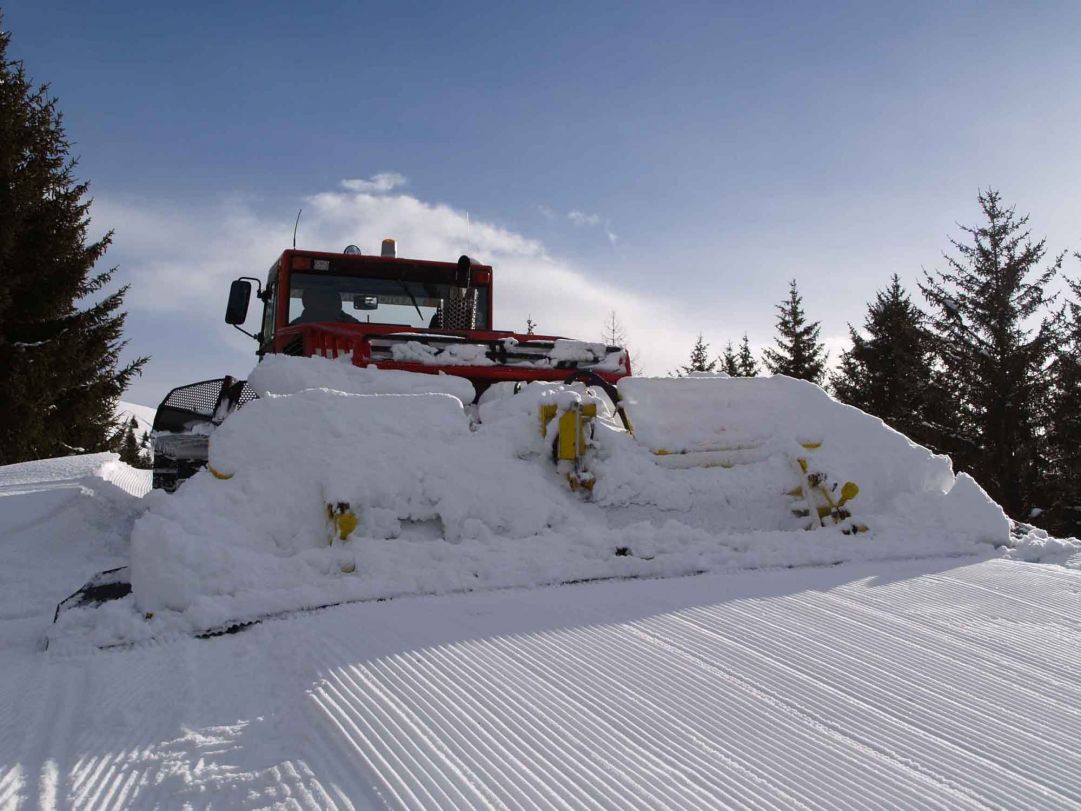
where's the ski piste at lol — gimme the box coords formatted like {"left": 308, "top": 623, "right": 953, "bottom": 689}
{"left": 5, "top": 420, "right": 1081, "bottom": 808}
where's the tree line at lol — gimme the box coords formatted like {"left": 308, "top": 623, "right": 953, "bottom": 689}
{"left": 676, "top": 190, "right": 1080, "bottom": 538}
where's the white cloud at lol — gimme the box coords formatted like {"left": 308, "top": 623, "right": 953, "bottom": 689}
{"left": 567, "top": 209, "right": 617, "bottom": 244}
{"left": 339, "top": 172, "right": 408, "bottom": 194}
{"left": 567, "top": 210, "right": 602, "bottom": 228}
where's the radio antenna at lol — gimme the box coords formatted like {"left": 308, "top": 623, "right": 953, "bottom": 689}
{"left": 292, "top": 208, "right": 302, "bottom": 248}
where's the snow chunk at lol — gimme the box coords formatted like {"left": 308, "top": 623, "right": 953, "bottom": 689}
{"left": 389, "top": 340, "right": 494, "bottom": 366}
{"left": 247, "top": 354, "right": 476, "bottom": 403}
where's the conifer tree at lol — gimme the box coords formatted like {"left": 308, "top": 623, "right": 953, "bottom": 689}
{"left": 0, "top": 22, "right": 145, "bottom": 464}
{"left": 736, "top": 334, "right": 759, "bottom": 377}
{"left": 919, "top": 190, "right": 1063, "bottom": 519}
{"left": 830, "top": 275, "right": 943, "bottom": 447}
{"left": 680, "top": 334, "right": 717, "bottom": 375}
{"left": 1045, "top": 273, "right": 1081, "bottom": 536}
{"left": 138, "top": 428, "right": 153, "bottom": 468}
{"left": 762, "top": 280, "right": 827, "bottom": 382}
{"left": 117, "top": 417, "right": 146, "bottom": 467}
{"left": 721, "top": 342, "right": 740, "bottom": 376}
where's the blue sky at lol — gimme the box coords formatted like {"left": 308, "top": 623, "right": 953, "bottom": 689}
{"left": 6, "top": 1, "right": 1081, "bottom": 404}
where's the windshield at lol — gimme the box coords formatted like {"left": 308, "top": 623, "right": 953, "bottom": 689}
{"left": 288, "top": 272, "right": 491, "bottom": 330}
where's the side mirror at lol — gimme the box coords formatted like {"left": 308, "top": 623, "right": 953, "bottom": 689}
{"left": 455, "top": 255, "right": 473, "bottom": 289}
{"left": 225, "top": 279, "right": 252, "bottom": 325}
{"left": 352, "top": 294, "right": 379, "bottom": 311}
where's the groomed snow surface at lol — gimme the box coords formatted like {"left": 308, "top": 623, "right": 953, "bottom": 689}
{"left": 3, "top": 364, "right": 1081, "bottom": 808}
{"left": 2, "top": 453, "right": 1081, "bottom": 808}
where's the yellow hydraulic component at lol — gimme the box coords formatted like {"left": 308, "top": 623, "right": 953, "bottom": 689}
{"left": 791, "top": 450, "right": 866, "bottom": 533}
{"left": 540, "top": 400, "right": 597, "bottom": 491}
{"left": 209, "top": 465, "right": 233, "bottom": 480}
{"left": 557, "top": 402, "right": 597, "bottom": 461}
{"left": 326, "top": 502, "right": 358, "bottom": 543}
{"left": 539, "top": 403, "right": 558, "bottom": 436}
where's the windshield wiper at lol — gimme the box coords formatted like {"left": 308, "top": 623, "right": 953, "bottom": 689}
{"left": 397, "top": 273, "right": 424, "bottom": 322}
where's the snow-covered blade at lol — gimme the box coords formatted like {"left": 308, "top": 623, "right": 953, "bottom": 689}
{"left": 46, "top": 359, "right": 1022, "bottom": 649}
{"left": 371, "top": 334, "right": 627, "bottom": 372}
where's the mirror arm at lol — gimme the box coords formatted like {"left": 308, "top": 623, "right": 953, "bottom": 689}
{"left": 237, "top": 276, "right": 264, "bottom": 297}
{"left": 232, "top": 324, "right": 259, "bottom": 341}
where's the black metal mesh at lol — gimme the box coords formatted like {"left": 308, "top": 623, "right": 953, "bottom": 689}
{"left": 161, "top": 379, "right": 227, "bottom": 418}
{"left": 158, "top": 378, "right": 259, "bottom": 423}
{"left": 236, "top": 383, "right": 258, "bottom": 406}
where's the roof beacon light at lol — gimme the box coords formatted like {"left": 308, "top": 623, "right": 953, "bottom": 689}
{"left": 343, "top": 244, "right": 362, "bottom": 255}
{"left": 381, "top": 238, "right": 397, "bottom": 258}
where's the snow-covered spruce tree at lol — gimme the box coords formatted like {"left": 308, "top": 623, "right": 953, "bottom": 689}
{"left": 763, "top": 280, "right": 827, "bottom": 383}
{"left": 736, "top": 334, "right": 759, "bottom": 377}
{"left": 1044, "top": 273, "right": 1081, "bottom": 536}
{"left": 0, "top": 23, "right": 145, "bottom": 465}
{"left": 919, "top": 190, "right": 1063, "bottom": 520}
{"left": 679, "top": 334, "right": 717, "bottom": 375}
{"left": 830, "top": 275, "right": 945, "bottom": 449}
{"left": 721, "top": 341, "right": 740, "bottom": 376}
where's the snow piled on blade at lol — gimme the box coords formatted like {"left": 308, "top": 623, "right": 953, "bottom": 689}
{"left": 247, "top": 353, "right": 477, "bottom": 402}
{"left": 49, "top": 361, "right": 1025, "bottom": 647}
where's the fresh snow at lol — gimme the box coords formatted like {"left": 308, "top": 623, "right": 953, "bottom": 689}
{"left": 1, "top": 453, "right": 1081, "bottom": 807}
{"left": 4, "top": 364, "right": 1081, "bottom": 807}
{"left": 53, "top": 362, "right": 1014, "bottom": 645}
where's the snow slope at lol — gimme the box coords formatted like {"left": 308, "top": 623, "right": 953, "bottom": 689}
{"left": 2, "top": 455, "right": 1081, "bottom": 808}
{"left": 115, "top": 401, "right": 156, "bottom": 436}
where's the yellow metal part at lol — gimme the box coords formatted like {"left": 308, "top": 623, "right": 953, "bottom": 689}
{"left": 556, "top": 406, "right": 590, "bottom": 460}
{"left": 800, "top": 440, "right": 823, "bottom": 450}
{"left": 540, "top": 401, "right": 597, "bottom": 491}
{"left": 209, "top": 465, "right": 233, "bottom": 480}
{"left": 326, "top": 502, "right": 358, "bottom": 543}
{"left": 792, "top": 454, "right": 865, "bottom": 531}
{"left": 539, "top": 403, "right": 558, "bottom": 436}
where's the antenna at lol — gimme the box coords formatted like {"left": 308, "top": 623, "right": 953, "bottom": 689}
{"left": 292, "top": 208, "right": 302, "bottom": 248}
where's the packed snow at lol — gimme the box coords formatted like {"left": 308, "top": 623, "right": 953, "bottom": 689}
{"left": 44, "top": 359, "right": 1030, "bottom": 648}
{"left": 3, "top": 377, "right": 1081, "bottom": 806}
{"left": 2, "top": 449, "right": 1081, "bottom": 808}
